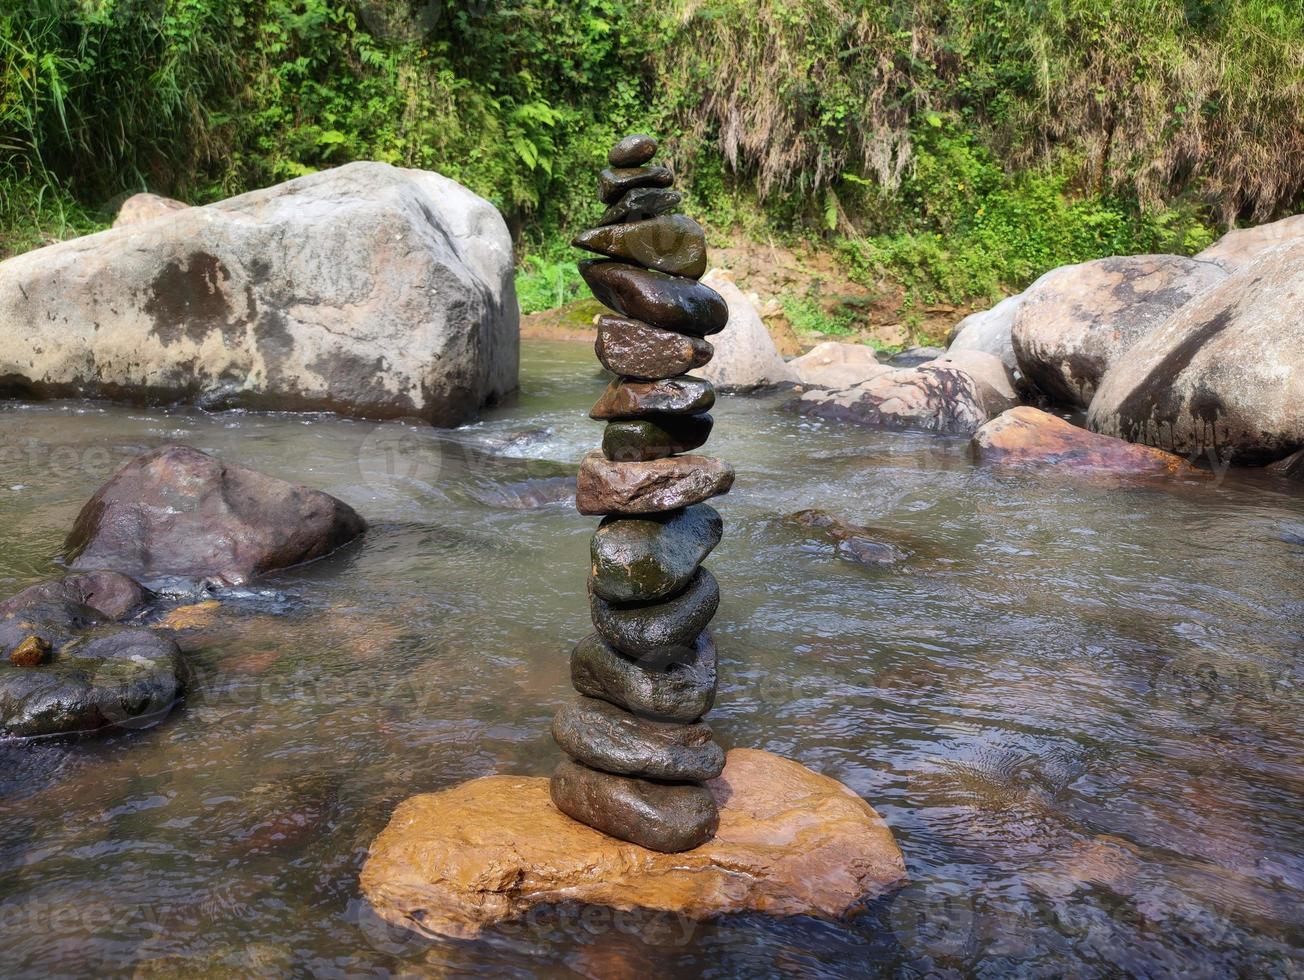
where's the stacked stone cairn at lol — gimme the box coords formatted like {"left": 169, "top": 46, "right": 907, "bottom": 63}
{"left": 549, "top": 134, "right": 736, "bottom": 853}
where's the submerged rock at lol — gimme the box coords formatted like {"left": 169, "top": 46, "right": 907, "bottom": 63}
{"left": 66, "top": 445, "right": 366, "bottom": 587}
{"left": 571, "top": 631, "right": 717, "bottom": 723}
{"left": 1012, "top": 255, "right": 1227, "bottom": 409}
{"left": 693, "top": 271, "right": 798, "bottom": 390}
{"left": 359, "top": 748, "right": 908, "bottom": 939}
{"left": 974, "top": 407, "right": 1201, "bottom": 477}
{"left": 1087, "top": 239, "right": 1304, "bottom": 466}
{"left": 786, "top": 510, "right": 912, "bottom": 567}
{"left": 0, "top": 162, "right": 518, "bottom": 426}
{"left": 10, "top": 636, "right": 50, "bottom": 668}
{"left": 0, "top": 601, "right": 104, "bottom": 659}
{"left": 0, "top": 629, "right": 183, "bottom": 738}
{"left": 553, "top": 696, "right": 725, "bottom": 781}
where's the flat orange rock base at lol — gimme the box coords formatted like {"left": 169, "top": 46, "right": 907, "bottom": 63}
{"left": 359, "top": 748, "right": 907, "bottom": 940}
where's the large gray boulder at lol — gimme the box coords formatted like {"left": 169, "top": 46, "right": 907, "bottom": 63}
{"left": 695, "top": 271, "right": 796, "bottom": 390}
{"left": 947, "top": 292, "right": 1024, "bottom": 371}
{"left": 0, "top": 162, "right": 519, "bottom": 426}
{"left": 1012, "top": 255, "right": 1226, "bottom": 409}
{"left": 1087, "top": 239, "right": 1304, "bottom": 466}
{"left": 1197, "top": 214, "right": 1304, "bottom": 272}
{"left": 788, "top": 341, "right": 890, "bottom": 389}
{"left": 796, "top": 363, "right": 988, "bottom": 435}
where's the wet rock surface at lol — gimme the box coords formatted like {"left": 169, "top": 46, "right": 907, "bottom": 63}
{"left": 598, "top": 165, "right": 675, "bottom": 204}
{"left": 590, "top": 504, "right": 722, "bottom": 603}
{"left": 608, "top": 134, "right": 658, "bottom": 168}
{"left": 0, "top": 628, "right": 183, "bottom": 738}
{"left": 577, "top": 450, "right": 734, "bottom": 515}
{"left": 601, "top": 414, "right": 714, "bottom": 462}
{"left": 598, "top": 187, "right": 683, "bottom": 227}
{"left": 579, "top": 260, "right": 728, "bottom": 337}
{"left": 595, "top": 315, "right": 713, "bottom": 380}
{"left": 589, "top": 568, "right": 720, "bottom": 661}
{"left": 975, "top": 407, "right": 1202, "bottom": 477}
{"left": 65, "top": 445, "right": 366, "bottom": 587}
{"left": 552, "top": 696, "right": 725, "bottom": 781}
{"left": 590, "top": 375, "right": 715, "bottom": 420}
{"left": 571, "top": 631, "right": 717, "bottom": 723}
{"left": 360, "top": 749, "right": 908, "bottom": 938}
{"left": 0, "top": 570, "right": 148, "bottom": 622}
{"left": 550, "top": 758, "right": 720, "bottom": 852}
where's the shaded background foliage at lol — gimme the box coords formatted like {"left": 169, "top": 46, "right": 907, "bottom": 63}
{"left": 2, "top": 0, "right": 1302, "bottom": 314}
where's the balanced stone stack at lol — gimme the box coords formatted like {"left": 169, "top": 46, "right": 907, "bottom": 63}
{"left": 549, "top": 134, "right": 736, "bottom": 853}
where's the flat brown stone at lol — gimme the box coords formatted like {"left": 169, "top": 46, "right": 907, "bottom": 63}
{"left": 574, "top": 216, "right": 707, "bottom": 279}
{"left": 595, "top": 315, "right": 714, "bottom": 380}
{"left": 973, "top": 406, "right": 1203, "bottom": 477}
{"left": 359, "top": 748, "right": 908, "bottom": 940}
{"left": 576, "top": 450, "right": 734, "bottom": 516}
{"left": 590, "top": 376, "right": 715, "bottom": 421}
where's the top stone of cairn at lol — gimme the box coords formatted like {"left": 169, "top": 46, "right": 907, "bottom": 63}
{"left": 608, "top": 134, "right": 658, "bottom": 168}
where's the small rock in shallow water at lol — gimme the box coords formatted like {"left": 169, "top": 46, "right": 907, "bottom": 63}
{"left": 786, "top": 510, "right": 911, "bottom": 567}
{"left": 571, "top": 631, "right": 717, "bottom": 723}
{"left": 574, "top": 215, "right": 707, "bottom": 279}
{"left": 576, "top": 450, "right": 734, "bottom": 515}
{"left": 10, "top": 636, "right": 50, "bottom": 667}
{"left": 0, "top": 570, "right": 148, "bottom": 622}
{"left": 0, "top": 600, "right": 104, "bottom": 658}
{"left": 553, "top": 696, "right": 725, "bottom": 781}
{"left": 580, "top": 260, "right": 728, "bottom": 337}
{"left": 608, "top": 134, "right": 658, "bottom": 168}
{"left": 590, "top": 504, "right": 722, "bottom": 603}
{"left": 550, "top": 758, "right": 719, "bottom": 853}
{"left": 602, "top": 414, "right": 714, "bottom": 462}
{"left": 590, "top": 375, "right": 715, "bottom": 421}
{"left": 599, "top": 187, "right": 683, "bottom": 227}
{"left": 590, "top": 568, "right": 720, "bottom": 661}
{"left": 596, "top": 315, "right": 714, "bottom": 380}
{"left": 598, "top": 165, "right": 674, "bottom": 205}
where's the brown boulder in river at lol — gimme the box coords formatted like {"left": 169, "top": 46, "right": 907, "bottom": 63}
{"left": 65, "top": 445, "right": 366, "bottom": 587}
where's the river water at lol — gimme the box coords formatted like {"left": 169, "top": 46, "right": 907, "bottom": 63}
{"left": 0, "top": 340, "right": 1300, "bottom": 977}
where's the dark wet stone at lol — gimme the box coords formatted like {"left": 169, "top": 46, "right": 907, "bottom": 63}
{"left": 590, "top": 376, "right": 715, "bottom": 421}
{"left": 602, "top": 414, "right": 715, "bottom": 462}
{"left": 577, "top": 450, "right": 734, "bottom": 516}
{"left": 595, "top": 315, "right": 714, "bottom": 381}
{"left": 10, "top": 636, "right": 50, "bottom": 668}
{"left": 580, "top": 260, "right": 728, "bottom": 337}
{"left": 599, "top": 188, "right": 683, "bottom": 227}
{"left": 608, "top": 134, "right": 658, "bottom": 168}
{"left": 599, "top": 165, "right": 674, "bottom": 205}
{"left": 590, "top": 568, "right": 720, "bottom": 661}
{"left": 574, "top": 216, "right": 707, "bottom": 279}
{"left": 0, "top": 571, "right": 149, "bottom": 622}
{"left": 887, "top": 346, "right": 946, "bottom": 368}
{"left": 571, "top": 631, "right": 717, "bottom": 723}
{"left": 591, "top": 504, "right": 722, "bottom": 603}
{"left": 0, "top": 629, "right": 183, "bottom": 738}
{"left": 66, "top": 445, "right": 366, "bottom": 587}
{"left": 0, "top": 601, "right": 104, "bottom": 659}
{"left": 786, "top": 509, "right": 912, "bottom": 567}
{"left": 550, "top": 758, "right": 719, "bottom": 852}
{"left": 553, "top": 696, "right": 724, "bottom": 781}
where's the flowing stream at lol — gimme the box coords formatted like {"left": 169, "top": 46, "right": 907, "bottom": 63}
{"left": 0, "top": 339, "right": 1301, "bottom": 977}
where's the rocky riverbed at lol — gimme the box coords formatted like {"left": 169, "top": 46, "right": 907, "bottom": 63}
{"left": 0, "top": 339, "right": 1299, "bottom": 974}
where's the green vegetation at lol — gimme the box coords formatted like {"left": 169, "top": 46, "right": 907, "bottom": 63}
{"left": 3, "top": 0, "right": 1302, "bottom": 331}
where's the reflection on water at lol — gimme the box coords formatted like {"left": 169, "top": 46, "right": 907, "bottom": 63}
{"left": 0, "top": 340, "right": 1301, "bottom": 977}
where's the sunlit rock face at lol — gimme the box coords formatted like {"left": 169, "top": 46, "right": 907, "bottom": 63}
{"left": 0, "top": 162, "right": 519, "bottom": 426}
